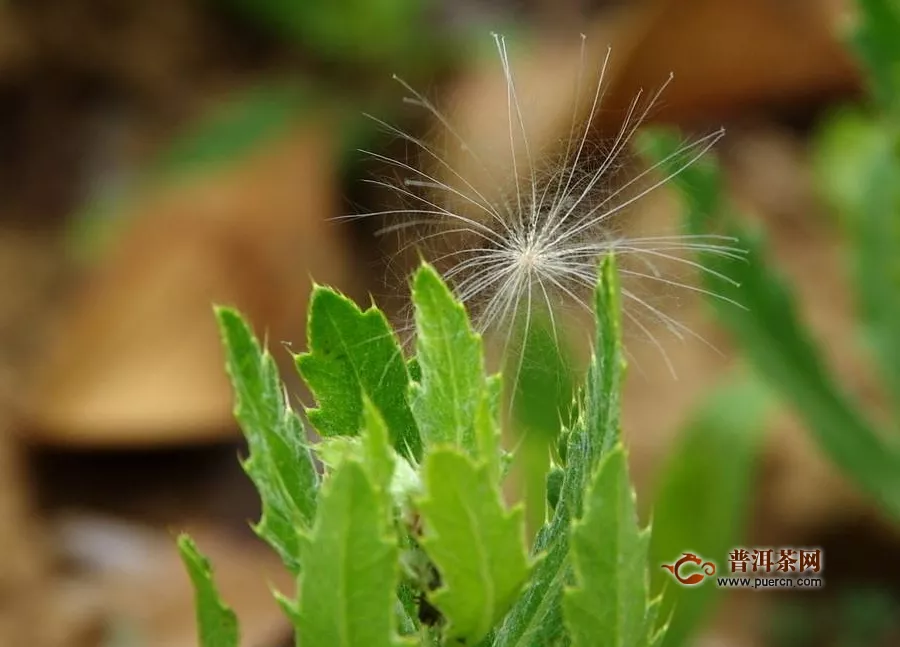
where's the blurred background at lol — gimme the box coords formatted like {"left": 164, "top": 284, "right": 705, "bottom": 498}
{"left": 1, "top": 0, "right": 898, "bottom": 645}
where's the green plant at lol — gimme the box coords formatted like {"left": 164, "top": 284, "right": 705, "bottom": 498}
{"left": 639, "top": 0, "right": 900, "bottom": 519}
{"left": 178, "top": 257, "right": 674, "bottom": 646}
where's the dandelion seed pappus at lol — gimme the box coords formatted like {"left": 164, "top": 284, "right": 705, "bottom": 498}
{"left": 343, "top": 33, "right": 745, "bottom": 380}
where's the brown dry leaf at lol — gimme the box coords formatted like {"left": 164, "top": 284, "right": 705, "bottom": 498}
{"left": 0, "top": 420, "right": 65, "bottom": 647}
{"left": 0, "top": 231, "right": 73, "bottom": 646}
{"left": 0, "top": 6, "right": 32, "bottom": 77}
{"left": 435, "top": 8, "right": 645, "bottom": 209}
{"left": 25, "top": 123, "right": 357, "bottom": 446}
{"left": 606, "top": 0, "right": 859, "bottom": 125}
{"left": 13, "top": 0, "right": 219, "bottom": 105}
{"left": 438, "top": 0, "right": 857, "bottom": 202}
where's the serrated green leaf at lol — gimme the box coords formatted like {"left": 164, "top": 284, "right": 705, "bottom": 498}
{"left": 418, "top": 449, "right": 531, "bottom": 644}
{"left": 639, "top": 129, "right": 900, "bottom": 519}
{"left": 216, "top": 307, "right": 318, "bottom": 576}
{"left": 564, "top": 445, "right": 652, "bottom": 647}
{"left": 296, "top": 459, "right": 407, "bottom": 647}
{"left": 851, "top": 0, "right": 900, "bottom": 111}
{"left": 493, "top": 259, "right": 624, "bottom": 647}
{"left": 410, "top": 263, "right": 486, "bottom": 454}
{"left": 296, "top": 286, "right": 422, "bottom": 462}
{"left": 178, "top": 534, "right": 240, "bottom": 647}
{"left": 650, "top": 376, "right": 772, "bottom": 647}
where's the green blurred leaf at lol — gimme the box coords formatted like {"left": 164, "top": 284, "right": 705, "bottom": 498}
{"left": 418, "top": 449, "right": 531, "bottom": 644}
{"left": 493, "top": 256, "right": 625, "bottom": 646}
{"left": 855, "top": 161, "right": 900, "bottom": 412}
{"left": 219, "top": 0, "right": 429, "bottom": 67}
{"left": 296, "top": 286, "right": 422, "bottom": 462}
{"left": 835, "top": 587, "right": 899, "bottom": 647}
{"left": 841, "top": 131, "right": 900, "bottom": 412}
{"left": 157, "top": 86, "right": 309, "bottom": 178}
{"left": 650, "top": 376, "right": 772, "bottom": 647}
{"left": 508, "top": 310, "right": 578, "bottom": 538}
{"left": 68, "top": 86, "right": 315, "bottom": 264}
{"left": 812, "top": 108, "right": 887, "bottom": 225}
{"left": 296, "top": 459, "right": 407, "bottom": 647}
{"left": 818, "top": 0, "right": 900, "bottom": 416}
{"left": 564, "top": 445, "right": 659, "bottom": 647}
{"left": 851, "top": 0, "right": 900, "bottom": 111}
{"left": 178, "top": 535, "right": 240, "bottom": 647}
{"left": 216, "top": 307, "right": 318, "bottom": 576}
{"left": 410, "top": 263, "right": 488, "bottom": 455}
{"left": 639, "top": 129, "right": 900, "bottom": 519}
{"left": 814, "top": 107, "right": 900, "bottom": 406}
{"left": 510, "top": 310, "right": 577, "bottom": 437}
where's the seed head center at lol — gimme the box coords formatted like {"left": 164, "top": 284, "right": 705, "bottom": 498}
{"left": 517, "top": 245, "right": 543, "bottom": 272}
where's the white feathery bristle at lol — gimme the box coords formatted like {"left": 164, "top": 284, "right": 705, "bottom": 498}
{"left": 345, "top": 34, "right": 745, "bottom": 376}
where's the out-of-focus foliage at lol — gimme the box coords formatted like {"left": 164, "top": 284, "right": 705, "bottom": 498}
{"left": 770, "top": 587, "right": 899, "bottom": 647}
{"left": 850, "top": 0, "right": 900, "bottom": 112}
{"left": 216, "top": 0, "right": 432, "bottom": 68}
{"left": 156, "top": 86, "right": 310, "bottom": 178}
{"left": 641, "top": 128, "right": 900, "bottom": 519}
{"left": 507, "top": 311, "right": 578, "bottom": 537}
{"left": 69, "top": 86, "right": 312, "bottom": 261}
{"left": 816, "top": 0, "right": 900, "bottom": 410}
{"left": 650, "top": 377, "right": 772, "bottom": 647}
{"left": 640, "top": 0, "right": 900, "bottom": 520}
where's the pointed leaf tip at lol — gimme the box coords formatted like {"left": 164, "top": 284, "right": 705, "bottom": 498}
{"left": 217, "top": 307, "right": 318, "bottom": 576}
{"left": 410, "top": 263, "right": 487, "bottom": 455}
{"left": 298, "top": 285, "right": 422, "bottom": 461}
{"left": 178, "top": 534, "right": 240, "bottom": 647}
{"left": 564, "top": 445, "right": 654, "bottom": 647}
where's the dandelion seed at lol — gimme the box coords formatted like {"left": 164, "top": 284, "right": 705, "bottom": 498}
{"left": 344, "top": 34, "right": 745, "bottom": 378}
